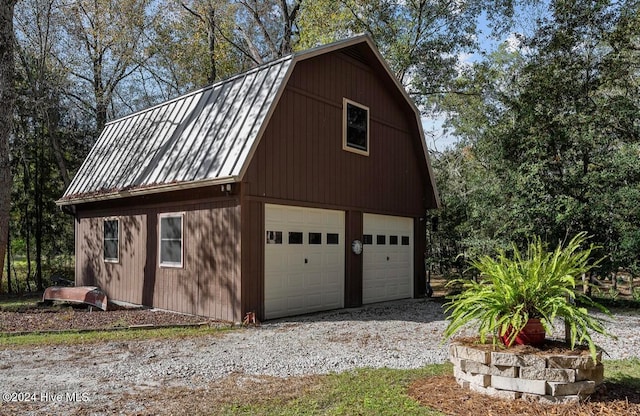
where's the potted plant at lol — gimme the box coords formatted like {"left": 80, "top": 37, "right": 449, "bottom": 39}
{"left": 443, "top": 232, "right": 613, "bottom": 361}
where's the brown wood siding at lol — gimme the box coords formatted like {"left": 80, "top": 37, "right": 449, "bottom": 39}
{"left": 243, "top": 51, "right": 432, "bottom": 215}
{"left": 76, "top": 214, "right": 146, "bottom": 305}
{"left": 240, "top": 199, "right": 264, "bottom": 319}
{"left": 75, "top": 197, "right": 242, "bottom": 321}
{"left": 344, "top": 210, "right": 363, "bottom": 307}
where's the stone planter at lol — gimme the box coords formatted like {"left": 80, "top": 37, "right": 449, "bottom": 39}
{"left": 449, "top": 340, "right": 604, "bottom": 404}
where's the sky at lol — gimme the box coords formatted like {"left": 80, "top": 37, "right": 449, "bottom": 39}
{"left": 421, "top": 3, "right": 549, "bottom": 153}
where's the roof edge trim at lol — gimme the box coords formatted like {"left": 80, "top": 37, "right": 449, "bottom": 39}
{"left": 56, "top": 176, "right": 238, "bottom": 206}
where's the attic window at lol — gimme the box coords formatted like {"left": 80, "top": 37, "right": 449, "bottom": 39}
{"left": 159, "top": 213, "right": 184, "bottom": 268}
{"left": 343, "top": 98, "right": 369, "bottom": 156}
{"left": 103, "top": 219, "right": 119, "bottom": 263}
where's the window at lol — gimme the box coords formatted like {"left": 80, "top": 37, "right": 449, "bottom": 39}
{"left": 363, "top": 234, "right": 373, "bottom": 245}
{"left": 159, "top": 214, "right": 183, "bottom": 267}
{"left": 377, "top": 235, "right": 386, "bottom": 245}
{"left": 343, "top": 98, "right": 369, "bottom": 156}
{"left": 390, "top": 235, "right": 398, "bottom": 245}
{"left": 289, "top": 232, "right": 303, "bottom": 244}
{"left": 402, "top": 236, "right": 410, "bottom": 246}
{"left": 327, "top": 233, "right": 339, "bottom": 245}
{"left": 103, "top": 219, "right": 119, "bottom": 262}
{"left": 266, "top": 231, "right": 283, "bottom": 244}
{"left": 309, "top": 232, "right": 322, "bottom": 245}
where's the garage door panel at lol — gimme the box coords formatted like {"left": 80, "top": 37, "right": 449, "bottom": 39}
{"left": 363, "top": 213, "right": 413, "bottom": 304}
{"left": 265, "top": 204, "right": 345, "bottom": 319}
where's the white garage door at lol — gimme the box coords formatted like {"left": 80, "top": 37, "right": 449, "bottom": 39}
{"left": 362, "top": 213, "right": 413, "bottom": 304}
{"left": 264, "top": 204, "right": 345, "bottom": 319}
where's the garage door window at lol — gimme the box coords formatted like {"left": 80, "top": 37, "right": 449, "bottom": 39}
{"left": 159, "top": 213, "right": 183, "bottom": 268}
{"left": 377, "top": 235, "right": 386, "bottom": 245}
{"left": 266, "top": 231, "right": 283, "bottom": 244}
{"left": 289, "top": 232, "right": 303, "bottom": 244}
{"left": 327, "top": 233, "right": 339, "bottom": 244}
{"left": 343, "top": 98, "right": 369, "bottom": 156}
{"left": 309, "top": 232, "right": 322, "bottom": 244}
{"left": 402, "top": 236, "right": 410, "bottom": 245}
{"left": 363, "top": 234, "right": 373, "bottom": 245}
{"left": 390, "top": 235, "right": 398, "bottom": 245}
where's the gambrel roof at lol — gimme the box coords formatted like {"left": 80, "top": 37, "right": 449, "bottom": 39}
{"left": 59, "top": 35, "right": 439, "bottom": 206}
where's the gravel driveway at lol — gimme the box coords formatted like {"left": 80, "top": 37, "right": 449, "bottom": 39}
{"left": 1, "top": 298, "right": 638, "bottom": 415}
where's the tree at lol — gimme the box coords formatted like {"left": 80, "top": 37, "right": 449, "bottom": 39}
{"left": 12, "top": 0, "right": 88, "bottom": 291}
{"left": 0, "top": 0, "right": 18, "bottom": 292}
{"left": 436, "top": 0, "right": 640, "bottom": 276}
{"left": 235, "top": 0, "right": 302, "bottom": 62}
{"left": 56, "top": 0, "right": 159, "bottom": 131}
{"left": 148, "top": 0, "right": 244, "bottom": 94}
{"left": 504, "top": 0, "right": 640, "bottom": 272}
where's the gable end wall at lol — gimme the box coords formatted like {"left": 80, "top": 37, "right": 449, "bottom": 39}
{"left": 243, "top": 51, "right": 432, "bottom": 213}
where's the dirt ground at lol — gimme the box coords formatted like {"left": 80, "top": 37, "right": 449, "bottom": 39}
{"left": 1, "top": 297, "right": 639, "bottom": 415}
{"left": 0, "top": 303, "right": 223, "bottom": 333}
{"left": 409, "top": 375, "right": 640, "bottom": 416}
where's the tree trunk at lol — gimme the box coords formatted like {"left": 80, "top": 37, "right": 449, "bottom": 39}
{"left": 206, "top": 5, "right": 216, "bottom": 84}
{"left": 34, "top": 140, "right": 43, "bottom": 292}
{"left": 50, "top": 132, "right": 71, "bottom": 188}
{"left": 0, "top": 1, "right": 17, "bottom": 285}
{"left": 6, "top": 223, "right": 10, "bottom": 294}
{"left": 279, "top": 0, "right": 300, "bottom": 55}
{"left": 22, "top": 159, "right": 32, "bottom": 292}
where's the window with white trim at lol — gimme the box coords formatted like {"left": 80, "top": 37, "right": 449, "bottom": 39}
{"left": 343, "top": 98, "right": 369, "bottom": 156}
{"left": 103, "top": 219, "right": 119, "bottom": 262}
{"left": 159, "top": 213, "right": 184, "bottom": 267}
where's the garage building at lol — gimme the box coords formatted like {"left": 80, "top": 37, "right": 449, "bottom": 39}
{"left": 57, "top": 35, "right": 440, "bottom": 321}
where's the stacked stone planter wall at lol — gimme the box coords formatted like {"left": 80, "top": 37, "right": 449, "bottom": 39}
{"left": 449, "top": 342, "right": 604, "bottom": 404}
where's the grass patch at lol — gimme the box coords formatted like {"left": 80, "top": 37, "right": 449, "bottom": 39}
{"left": 209, "top": 359, "right": 640, "bottom": 415}
{"left": 214, "top": 365, "right": 451, "bottom": 416}
{"left": 604, "top": 358, "right": 640, "bottom": 388}
{"left": 0, "top": 325, "right": 229, "bottom": 347}
{"left": 0, "top": 295, "right": 42, "bottom": 312}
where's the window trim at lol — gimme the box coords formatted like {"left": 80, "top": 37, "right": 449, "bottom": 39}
{"left": 158, "top": 212, "right": 184, "bottom": 269}
{"left": 103, "top": 218, "right": 120, "bottom": 263}
{"left": 342, "top": 98, "right": 370, "bottom": 156}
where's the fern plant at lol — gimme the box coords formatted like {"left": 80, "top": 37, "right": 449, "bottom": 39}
{"left": 443, "top": 232, "right": 614, "bottom": 362}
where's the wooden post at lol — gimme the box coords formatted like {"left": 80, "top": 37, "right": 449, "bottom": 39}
{"left": 564, "top": 295, "right": 574, "bottom": 345}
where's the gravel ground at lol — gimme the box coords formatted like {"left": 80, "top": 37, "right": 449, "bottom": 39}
{"left": 0, "top": 298, "right": 639, "bottom": 415}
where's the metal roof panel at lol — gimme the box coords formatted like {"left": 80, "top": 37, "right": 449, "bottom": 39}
{"left": 61, "top": 57, "right": 293, "bottom": 202}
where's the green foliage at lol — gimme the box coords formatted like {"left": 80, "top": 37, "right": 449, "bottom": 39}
{"left": 443, "top": 232, "right": 613, "bottom": 361}
{"left": 433, "top": 0, "right": 640, "bottom": 278}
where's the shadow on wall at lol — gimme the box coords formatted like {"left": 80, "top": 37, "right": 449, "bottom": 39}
{"left": 187, "top": 201, "right": 240, "bottom": 321}
{"left": 79, "top": 202, "right": 241, "bottom": 320}
{"left": 81, "top": 215, "right": 142, "bottom": 303}
{"left": 175, "top": 201, "right": 240, "bottom": 320}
